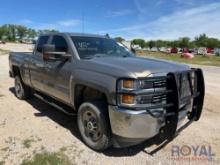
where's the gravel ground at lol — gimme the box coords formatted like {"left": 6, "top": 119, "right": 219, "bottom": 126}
{"left": 0, "top": 44, "right": 220, "bottom": 165}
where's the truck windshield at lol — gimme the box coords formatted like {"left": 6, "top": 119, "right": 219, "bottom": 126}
{"left": 71, "top": 36, "right": 134, "bottom": 59}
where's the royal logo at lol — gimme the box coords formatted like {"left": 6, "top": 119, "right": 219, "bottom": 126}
{"left": 171, "top": 145, "right": 215, "bottom": 162}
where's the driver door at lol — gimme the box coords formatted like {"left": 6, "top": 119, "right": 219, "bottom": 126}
{"left": 42, "top": 35, "right": 71, "bottom": 103}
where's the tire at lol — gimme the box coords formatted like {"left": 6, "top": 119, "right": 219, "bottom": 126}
{"left": 14, "top": 75, "right": 31, "bottom": 100}
{"left": 77, "top": 101, "right": 111, "bottom": 151}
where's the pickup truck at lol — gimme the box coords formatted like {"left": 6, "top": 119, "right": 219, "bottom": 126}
{"left": 9, "top": 33, "right": 205, "bottom": 151}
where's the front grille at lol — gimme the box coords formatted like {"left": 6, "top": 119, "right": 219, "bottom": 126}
{"left": 152, "top": 94, "right": 167, "bottom": 104}
{"left": 137, "top": 78, "right": 169, "bottom": 106}
{"left": 153, "top": 79, "right": 166, "bottom": 88}
{"left": 117, "top": 69, "right": 201, "bottom": 111}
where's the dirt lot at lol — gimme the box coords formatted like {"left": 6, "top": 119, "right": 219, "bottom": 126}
{"left": 0, "top": 44, "right": 220, "bottom": 165}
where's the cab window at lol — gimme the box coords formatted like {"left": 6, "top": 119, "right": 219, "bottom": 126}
{"left": 51, "top": 35, "right": 68, "bottom": 52}
{"left": 36, "top": 36, "right": 49, "bottom": 53}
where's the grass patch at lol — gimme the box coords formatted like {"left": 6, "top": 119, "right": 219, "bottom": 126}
{"left": 137, "top": 50, "right": 220, "bottom": 67}
{"left": 21, "top": 152, "right": 71, "bottom": 165}
{"left": 23, "top": 139, "right": 35, "bottom": 149}
{"left": 0, "top": 161, "right": 5, "bottom": 165}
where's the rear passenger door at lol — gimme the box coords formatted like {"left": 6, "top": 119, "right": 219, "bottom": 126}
{"left": 42, "top": 35, "right": 71, "bottom": 103}
{"left": 29, "top": 35, "right": 50, "bottom": 91}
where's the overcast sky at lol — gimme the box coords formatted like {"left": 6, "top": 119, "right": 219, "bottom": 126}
{"left": 0, "top": 0, "right": 219, "bottom": 40}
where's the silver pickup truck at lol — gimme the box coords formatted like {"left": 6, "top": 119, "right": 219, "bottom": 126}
{"left": 9, "top": 33, "right": 205, "bottom": 151}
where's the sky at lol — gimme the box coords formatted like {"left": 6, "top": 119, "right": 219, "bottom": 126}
{"left": 0, "top": 0, "right": 220, "bottom": 40}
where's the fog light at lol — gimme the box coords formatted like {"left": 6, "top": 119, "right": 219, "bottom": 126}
{"left": 121, "top": 94, "right": 135, "bottom": 104}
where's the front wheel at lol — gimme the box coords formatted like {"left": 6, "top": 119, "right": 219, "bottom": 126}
{"left": 77, "top": 101, "right": 111, "bottom": 151}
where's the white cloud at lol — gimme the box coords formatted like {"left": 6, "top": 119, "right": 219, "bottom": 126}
{"left": 20, "top": 19, "right": 81, "bottom": 31}
{"left": 101, "top": 2, "right": 220, "bottom": 40}
{"left": 58, "top": 19, "right": 81, "bottom": 27}
{"left": 20, "top": 19, "right": 33, "bottom": 24}
{"left": 108, "top": 9, "right": 133, "bottom": 17}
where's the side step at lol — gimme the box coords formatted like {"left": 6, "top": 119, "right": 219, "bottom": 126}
{"left": 34, "top": 93, "right": 77, "bottom": 116}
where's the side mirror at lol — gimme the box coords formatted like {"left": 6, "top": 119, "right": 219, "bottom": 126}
{"left": 42, "top": 44, "right": 70, "bottom": 61}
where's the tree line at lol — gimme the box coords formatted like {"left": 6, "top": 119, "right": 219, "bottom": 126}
{"left": 115, "top": 34, "right": 220, "bottom": 49}
{"left": 0, "top": 24, "right": 58, "bottom": 42}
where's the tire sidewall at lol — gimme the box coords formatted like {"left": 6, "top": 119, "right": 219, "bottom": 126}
{"left": 77, "top": 102, "right": 110, "bottom": 151}
{"left": 15, "top": 76, "right": 25, "bottom": 99}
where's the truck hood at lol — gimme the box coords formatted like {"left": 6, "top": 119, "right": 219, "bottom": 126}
{"left": 78, "top": 56, "right": 190, "bottom": 78}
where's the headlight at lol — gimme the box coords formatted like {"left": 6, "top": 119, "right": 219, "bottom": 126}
{"left": 118, "top": 79, "right": 154, "bottom": 90}
{"left": 122, "top": 80, "right": 134, "bottom": 89}
{"left": 117, "top": 78, "right": 167, "bottom": 108}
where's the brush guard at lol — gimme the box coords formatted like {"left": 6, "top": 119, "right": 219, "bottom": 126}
{"left": 145, "top": 68, "right": 205, "bottom": 140}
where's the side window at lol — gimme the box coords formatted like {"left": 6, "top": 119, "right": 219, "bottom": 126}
{"left": 51, "top": 35, "right": 68, "bottom": 52}
{"left": 36, "top": 36, "right": 49, "bottom": 53}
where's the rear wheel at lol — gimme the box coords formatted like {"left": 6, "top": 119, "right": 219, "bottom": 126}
{"left": 14, "top": 76, "right": 31, "bottom": 100}
{"left": 77, "top": 101, "right": 111, "bottom": 151}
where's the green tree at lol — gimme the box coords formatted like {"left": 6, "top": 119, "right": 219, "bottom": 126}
{"left": 3, "top": 24, "right": 17, "bottom": 41}
{"left": 194, "top": 34, "right": 208, "bottom": 47}
{"left": 206, "top": 38, "right": 219, "bottom": 48}
{"left": 148, "top": 40, "right": 156, "bottom": 49}
{"left": 17, "top": 25, "right": 28, "bottom": 40}
{"left": 27, "top": 28, "right": 37, "bottom": 39}
{"left": 132, "top": 39, "right": 146, "bottom": 48}
{"left": 38, "top": 29, "right": 59, "bottom": 35}
{"left": 170, "top": 40, "right": 179, "bottom": 47}
{"left": 178, "top": 37, "right": 190, "bottom": 48}
{"left": 0, "top": 26, "right": 7, "bottom": 40}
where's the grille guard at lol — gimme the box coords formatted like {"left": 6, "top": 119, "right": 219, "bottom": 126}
{"left": 168, "top": 68, "right": 205, "bottom": 121}
{"left": 146, "top": 68, "right": 205, "bottom": 119}
{"left": 155, "top": 68, "right": 205, "bottom": 140}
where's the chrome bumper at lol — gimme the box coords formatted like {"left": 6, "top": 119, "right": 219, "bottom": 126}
{"left": 108, "top": 105, "right": 165, "bottom": 139}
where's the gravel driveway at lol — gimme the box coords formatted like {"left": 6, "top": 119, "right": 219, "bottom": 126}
{"left": 0, "top": 45, "right": 220, "bottom": 165}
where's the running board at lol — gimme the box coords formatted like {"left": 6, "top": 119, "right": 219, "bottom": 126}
{"left": 34, "top": 93, "right": 77, "bottom": 116}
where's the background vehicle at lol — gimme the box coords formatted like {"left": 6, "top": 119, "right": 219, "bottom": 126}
{"left": 9, "top": 33, "right": 205, "bottom": 151}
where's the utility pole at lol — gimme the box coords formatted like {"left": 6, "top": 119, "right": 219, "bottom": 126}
{"left": 82, "top": 12, "right": 85, "bottom": 33}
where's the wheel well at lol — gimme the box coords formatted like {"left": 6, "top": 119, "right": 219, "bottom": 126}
{"left": 75, "top": 85, "right": 108, "bottom": 110}
{"left": 12, "top": 66, "right": 21, "bottom": 77}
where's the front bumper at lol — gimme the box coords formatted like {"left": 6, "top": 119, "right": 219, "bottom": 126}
{"left": 108, "top": 105, "right": 164, "bottom": 147}
{"left": 109, "top": 69, "right": 205, "bottom": 148}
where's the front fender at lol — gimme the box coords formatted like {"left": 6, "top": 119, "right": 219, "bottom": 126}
{"left": 69, "top": 69, "right": 117, "bottom": 107}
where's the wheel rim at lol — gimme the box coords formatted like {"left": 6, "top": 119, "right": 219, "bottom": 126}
{"left": 81, "top": 108, "right": 101, "bottom": 142}
{"left": 15, "top": 78, "right": 22, "bottom": 97}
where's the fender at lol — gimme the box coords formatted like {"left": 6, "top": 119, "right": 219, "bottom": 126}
{"left": 69, "top": 69, "right": 117, "bottom": 109}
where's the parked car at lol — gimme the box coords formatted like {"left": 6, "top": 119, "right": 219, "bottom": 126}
{"left": 9, "top": 33, "right": 205, "bottom": 151}
{"left": 214, "top": 48, "right": 220, "bottom": 56}
{"left": 0, "top": 40, "right": 6, "bottom": 44}
{"left": 182, "top": 48, "right": 189, "bottom": 53}
{"left": 207, "top": 48, "right": 214, "bottom": 54}
{"left": 171, "top": 47, "right": 178, "bottom": 54}
{"left": 151, "top": 47, "right": 158, "bottom": 52}
{"left": 158, "top": 47, "right": 167, "bottom": 52}
{"left": 197, "top": 47, "right": 207, "bottom": 55}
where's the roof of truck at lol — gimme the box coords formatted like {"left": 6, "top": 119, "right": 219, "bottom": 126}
{"left": 41, "top": 32, "right": 108, "bottom": 38}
